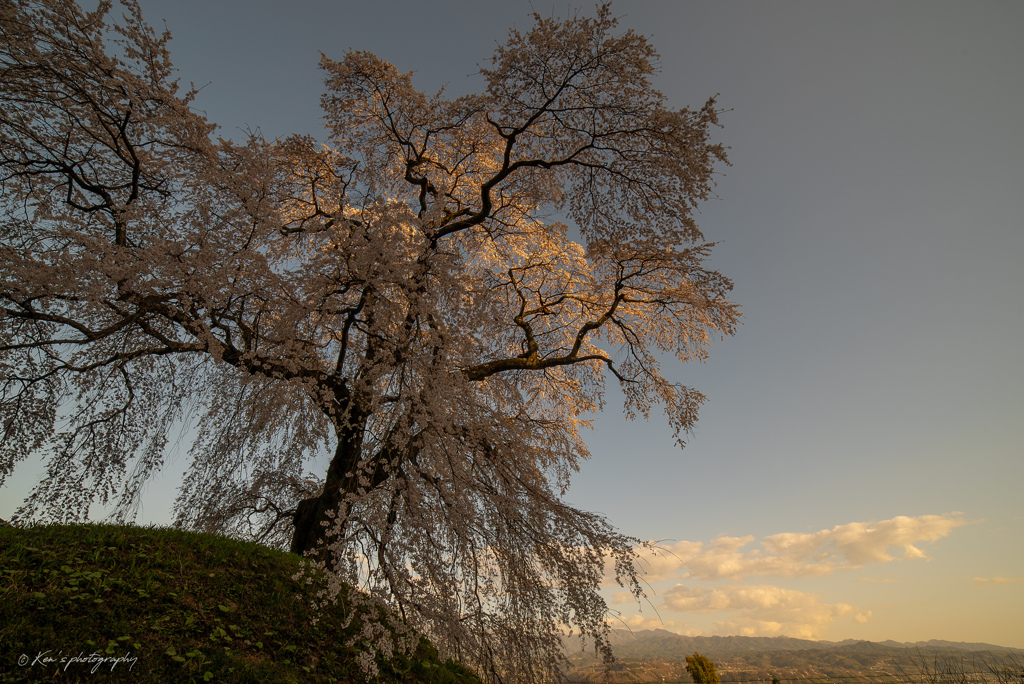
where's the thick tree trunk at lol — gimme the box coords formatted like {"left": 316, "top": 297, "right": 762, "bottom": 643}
{"left": 289, "top": 399, "right": 389, "bottom": 559}
{"left": 289, "top": 415, "right": 363, "bottom": 558}
{"left": 290, "top": 491, "right": 342, "bottom": 557}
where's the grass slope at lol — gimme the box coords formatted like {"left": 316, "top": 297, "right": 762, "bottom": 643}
{"left": 0, "top": 523, "right": 482, "bottom": 683}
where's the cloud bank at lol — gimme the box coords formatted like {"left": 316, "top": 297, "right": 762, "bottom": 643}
{"left": 663, "top": 583, "right": 856, "bottom": 639}
{"left": 608, "top": 514, "right": 965, "bottom": 638}
{"left": 635, "top": 513, "right": 965, "bottom": 583}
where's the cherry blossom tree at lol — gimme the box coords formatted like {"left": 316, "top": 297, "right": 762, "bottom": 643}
{"left": 1, "top": 0, "right": 738, "bottom": 680}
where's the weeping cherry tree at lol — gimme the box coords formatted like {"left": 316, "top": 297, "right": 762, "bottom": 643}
{"left": 0, "top": 1, "right": 739, "bottom": 680}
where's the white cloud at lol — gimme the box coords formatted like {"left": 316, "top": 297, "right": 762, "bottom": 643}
{"left": 788, "top": 515, "right": 963, "bottom": 566}
{"left": 633, "top": 513, "right": 965, "bottom": 583}
{"left": 973, "top": 576, "right": 1024, "bottom": 586}
{"left": 663, "top": 584, "right": 860, "bottom": 639}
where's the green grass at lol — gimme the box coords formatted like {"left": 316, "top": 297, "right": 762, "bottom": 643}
{"left": 0, "top": 523, "right": 482, "bottom": 683}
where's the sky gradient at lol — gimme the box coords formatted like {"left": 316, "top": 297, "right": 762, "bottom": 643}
{"left": 2, "top": 0, "right": 1021, "bottom": 648}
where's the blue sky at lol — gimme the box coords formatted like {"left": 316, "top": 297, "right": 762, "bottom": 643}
{"left": 2, "top": 0, "right": 1021, "bottom": 647}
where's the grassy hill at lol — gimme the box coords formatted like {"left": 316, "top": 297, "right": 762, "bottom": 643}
{"left": 0, "top": 523, "right": 482, "bottom": 683}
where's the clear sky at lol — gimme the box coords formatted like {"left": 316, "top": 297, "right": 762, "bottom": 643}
{"left": 2, "top": 0, "right": 1021, "bottom": 648}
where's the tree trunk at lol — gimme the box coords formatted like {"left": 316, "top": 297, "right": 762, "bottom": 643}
{"left": 290, "top": 491, "right": 342, "bottom": 557}
{"left": 290, "top": 418, "right": 364, "bottom": 558}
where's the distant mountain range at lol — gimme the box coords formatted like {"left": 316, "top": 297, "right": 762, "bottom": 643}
{"left": 564, "top": 631, "right": 1024, "bottom": 684}
{"left": 595, "top": 630, "right": 1023, "bottom": 655}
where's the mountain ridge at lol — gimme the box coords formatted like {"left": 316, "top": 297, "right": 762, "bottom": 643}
{"left": 598, "top": 631, "right": 1023, "bottom": 654}
{"left": 564, "top": 632, "right": 1023, "bottom": 683}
